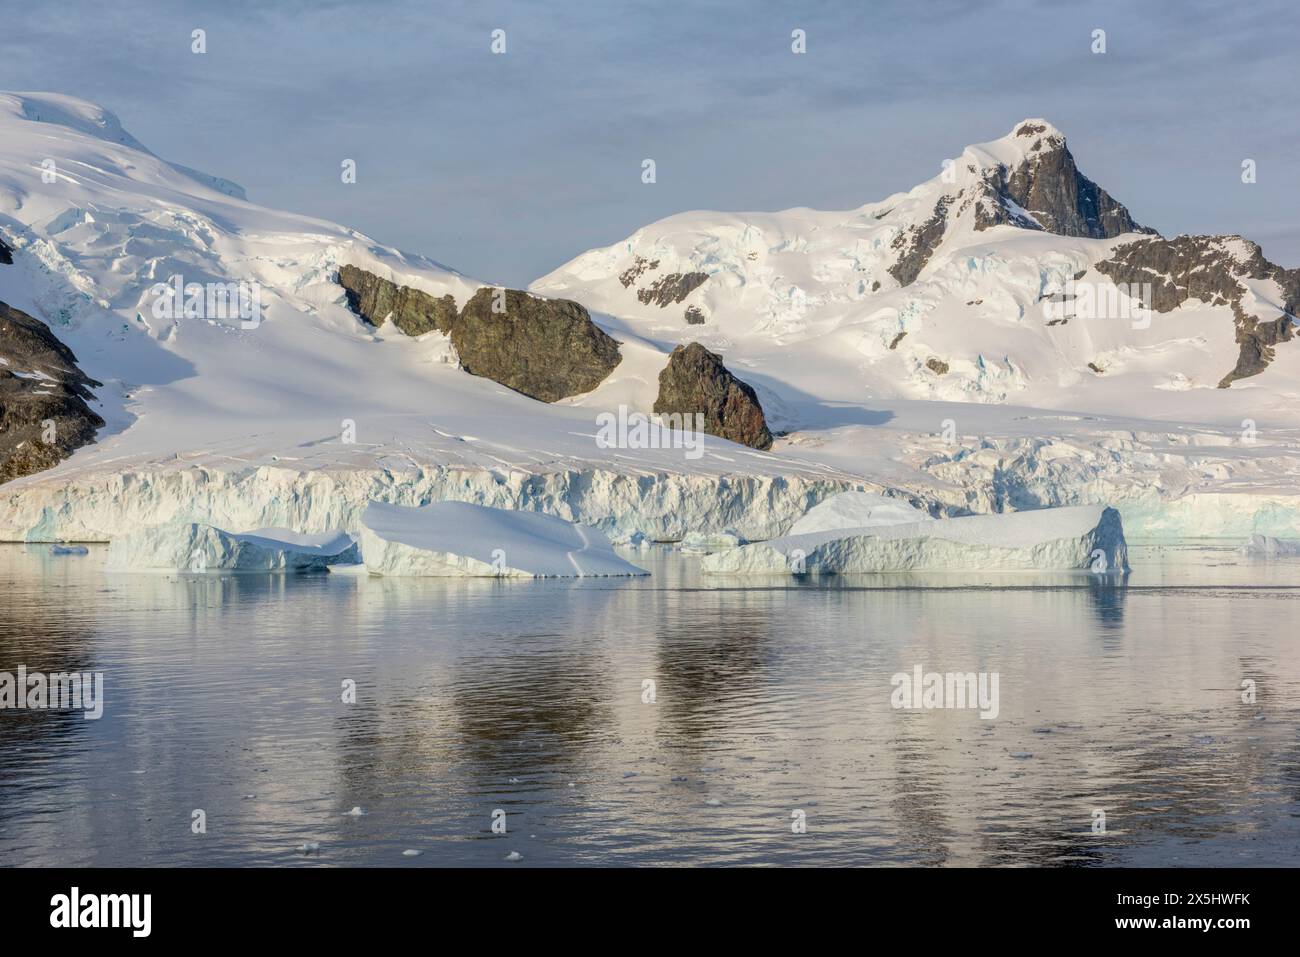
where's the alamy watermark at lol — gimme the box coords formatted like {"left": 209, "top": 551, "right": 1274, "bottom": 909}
{"left": 1042, "top": 279, "right": 1152, "bottom": 329}
{"left": 890, "top": 665, "right": 999, "bottom": 719}
{"left": 595, "top": 405, "right": 706, "bottom": 460}
{"left": 0, "top": 666, "right": 104, "bottom": 720}
{"left": 149, "top": 274, "right": 263, "bottom": 329}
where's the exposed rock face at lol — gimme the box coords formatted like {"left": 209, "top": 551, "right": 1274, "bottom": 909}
{"left": 618, "top": 255, "right": 709, "bottom": 306}
{"left": 453, "top": 287, "right": 622, "bottom": 402}
{"left": 1095, "top": 236, "right": 1298, "bottom": 387}
{"left": 1, "top": 300, "right": 104, "bottom": 484}
{"left": 0, "top": 237, "right": 12, "bottom": 265}
{"left": 653, "top": 342, "right": 773, "bottom": 450}
{"left": 975, "top": 122, "right": 1151, "bottom": 239}
{"left": 619, "top": 256, "right": 659, "bottom": 287}
{"left": 636, "top": 271, "right": 708, "bottom": 307}
{"left": 887, "top": 123, "right": 1151, "bottom": 289}
{"left": 684, "top": 305, "right": 705, "bottom": 325}
{"left": 925, "top": 357, "right": 949, "bottom": 375}
{"left": 337, "top": 266, "right": 623, "bottom": 402}
{"left": 337, "top": 264, "right": 457, "bottom": 336}
{"left": 888, "top": 198, "right": 950, "bottom": 286}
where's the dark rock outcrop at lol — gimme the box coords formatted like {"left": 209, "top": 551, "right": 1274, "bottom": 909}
{"left": 0, "top": 237, "right": 12, "bottom": 265}
{"left": 636, "top": 271, "right": 708, "bottom": 307}
{"left": 1, "top": 300, "right": 104, "bottom": 484}
{"left": 888, "top": 122, "right": 1152, "bottom": 289}
{"left": 653, "top": 342, "right": 773, "bottom": 450}
{"left": 1095, "top": 236, "right": 1298, "bottom": 387}
{"left": 619, "top": 256, "right": 660, "bottom": 288}
{"left": 888, "top": 197, "right": 950, "bottom": 287}
{"left": 337, "top": 264, "right": 457, "bottom": 336}
{"left": 337, "top": 266, "right": 623, "bottom": 402}
{"left": 684, "top": 305, "right": 705, "bottom": 325}
{"left": 975, "top": 122, "right": 1152, "bottom": 239}
{"left": 453, "top": 288, "right": 622, "bottom": 403}
{"left": 925, "top": 357, "right": 949, "bottom": 375}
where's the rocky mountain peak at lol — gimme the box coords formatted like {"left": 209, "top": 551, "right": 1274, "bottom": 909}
{"left": 964, "top": 118, "right": 1153, "bottom": 240}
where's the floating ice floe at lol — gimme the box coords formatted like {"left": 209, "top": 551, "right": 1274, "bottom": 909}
{"left": 49, "top": 544, "right": 90, "bottom": 555}
{"left": 1239, "top": 534, "right": 1300, "bottom": 557}
{"left": 787, "top": 491, "right": 934, "bottom": 535}
{"left": 702, "top": 505, "right": 1129, "bottom": 574}
{"left": 358, "top": 501, "right": 648, "bottom": 578}
{"left": 106, "top": 523, "right": 359, "bottom": 572}
{"left": 677, "top": 530, "right": 744, "bottom": 554}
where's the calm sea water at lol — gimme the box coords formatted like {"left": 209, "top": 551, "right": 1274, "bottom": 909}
{"left": 1, "top": 541, "right": 1297, "bottom": 867}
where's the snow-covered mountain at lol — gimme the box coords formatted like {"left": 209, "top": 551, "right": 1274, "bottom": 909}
{"left": 2, "top": 95, "right": 1299, "bottom": 543}
{"left": 0, "top": 92, "right": 850, "bottom": 541}
{"left": 534, "top": 119, "right": 1298, "bottom": 420}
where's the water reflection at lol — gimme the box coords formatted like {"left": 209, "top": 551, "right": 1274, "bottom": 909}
{"left": 0, "top": 544, "right": 1296, "bottom": 866}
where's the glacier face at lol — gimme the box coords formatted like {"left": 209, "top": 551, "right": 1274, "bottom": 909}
{"left": 0, "top": 463, "right": 854, "bottom": 545}
{"left": 703, "top": 505, "right": 1129, "bottom": 575}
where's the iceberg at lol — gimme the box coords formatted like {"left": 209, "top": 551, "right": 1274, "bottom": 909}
{"left": 703, "top": 505, "right": 1129, "bottom": 575}
{"left": 359, "top": 500, "right": 648, "bottom": 577}
{"left": 1239, "top": 534, "right": 1300, "bottom": 558}
{"left": 677, "top": 530, "right": 744, "bottom": 554}
{"left": 106, "top": 523, "right": 359, "bottom": 572}
{"left": 788, "top": 491, "right": 934, "bottom": 535}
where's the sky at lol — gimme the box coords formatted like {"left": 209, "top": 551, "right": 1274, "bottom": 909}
{"left": 2, "top": 0, "right": 1297, "bottom": 286}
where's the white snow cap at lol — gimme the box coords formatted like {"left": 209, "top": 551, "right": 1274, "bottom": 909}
{"left": 961, "top": 118, "right": 1067, "bottom": 173}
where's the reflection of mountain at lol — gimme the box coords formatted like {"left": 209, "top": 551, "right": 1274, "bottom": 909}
{"left": 448, "top": 647, "right": 615, "bottom": 778}
{"left": 651, "top": 598, "right": 773, "bottom": 752}
{"left": 0, "top": 551, "right": 100, "bottom": 830}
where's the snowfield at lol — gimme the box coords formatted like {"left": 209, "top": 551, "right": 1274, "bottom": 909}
{"left": 1, "top": 93, "right": 1297, "bottom": 549}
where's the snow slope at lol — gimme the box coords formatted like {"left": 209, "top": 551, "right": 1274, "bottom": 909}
{"left": 1, "top": 95, "right": 1297, "bottom": 544}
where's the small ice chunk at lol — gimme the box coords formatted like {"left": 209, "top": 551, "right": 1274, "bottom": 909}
{"left": 677, "top": 530, "right": 743, "bottom": 554}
